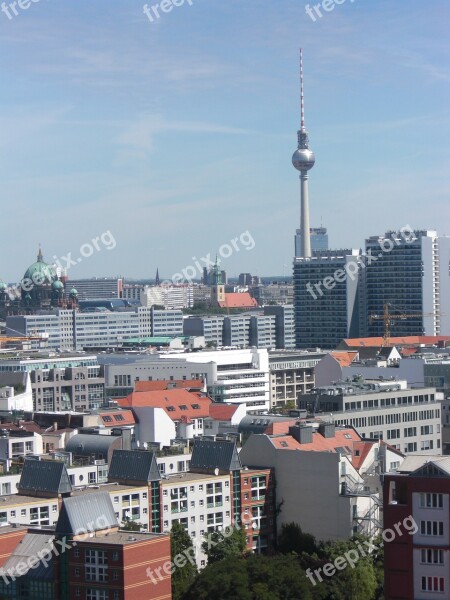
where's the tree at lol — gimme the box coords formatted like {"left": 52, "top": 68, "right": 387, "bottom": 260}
{"left": 182, "top": 554, "right": 315, "bottom": 600}
{"left": 121, "top": 519, "right": 142, "bottom": 532}
{"left": 320, "top": 536, "right": 378, "bottom": 600}
{"left": 277, "top": 522, "right": 318, "bottom": 555}
{"left": 201, "top": 525, "right": 247, "bottom": 564}
{"left": 170, "top": 522, "right": 197, "bottom": 599}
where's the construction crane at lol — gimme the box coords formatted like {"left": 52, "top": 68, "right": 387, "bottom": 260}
{"left": 0, "top": 333, "right": 49, "bottom": 349}
{"left": 369, "top": 303, "right": 439, "bottom": 347}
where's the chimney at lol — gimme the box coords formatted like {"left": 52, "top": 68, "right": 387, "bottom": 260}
{"left": 289, "top": 425, "right": 313, "bottom": 444}
{"left": 319, "top": 423, "right": 335, "bottom": 439}
{"left": 53, "top": 422, "right": 58, "bottom": 431}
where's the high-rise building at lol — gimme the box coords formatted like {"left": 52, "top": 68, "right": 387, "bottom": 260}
{"left": 293, "top": 250, "right": 362, "bottom": 349}
{"left": 364, "top": 230, "right": 450, "bottom": 337}
{"left": 65, "top": 277, "right": 123, "bottom": 300}
{"left": 295, "top": 226, "right": 329, "bottom": 257}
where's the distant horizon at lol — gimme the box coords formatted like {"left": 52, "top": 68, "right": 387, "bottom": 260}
{"left": 1, "top": 1, "right": 448, "bottom": 282}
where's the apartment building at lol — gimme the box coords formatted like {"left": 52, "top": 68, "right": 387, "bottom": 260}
{"left": 384, "top": 455, "right": 450, "bottom": 599}
{"left": 240, "top": 422, "right": 382, "bottom": 540}
{"left": 298, "top": 379, "right": 442, "bottom": 455}
{"left": 0, "top": 491, "right": 171, "bottom": 600}
{"left": 0, "top": 353, "right": 105, "bottom": 412}
{"left": 268, "top": 350, "right": 325, "bottom": 408}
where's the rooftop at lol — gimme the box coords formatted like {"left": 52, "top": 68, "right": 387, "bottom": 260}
{"left": 118, "top": 388, "right": 211, "bottom": 420}
{"left": 269, "top": 427, "right": 362, "bottom": 455}
{"left": 160, "top": 472, "right": 229, "bottom": 485}
{"left": 76, "top": 531, "right": 169, "bottom": 545}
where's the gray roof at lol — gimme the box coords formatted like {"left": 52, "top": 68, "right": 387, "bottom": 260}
{"left": 238, "top": 414, "right": 297, "bottom": 435}
{"left": 18, "top": 459, "right": 72, "bottom": 495}
{"left": 108, "top": 450, "right": 161, "bottom": 483}
{"left": 190, "top": 439, "right": 242, "bottom": 473}
{"left": 56, "top": 491, "right": 118, "bottom": 536}
{"left": 1, "top": 532, "right": 55, "bottom": 581}
{"left": 397, "top": 455, "right": 450, "bottom": 476}
{"left": 66, "top": 433, "right": 119, "bottom": 456}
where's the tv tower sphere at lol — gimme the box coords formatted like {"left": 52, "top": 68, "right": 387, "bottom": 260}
{"left": 292, "top": 143, "right": 315, "bottom": 172}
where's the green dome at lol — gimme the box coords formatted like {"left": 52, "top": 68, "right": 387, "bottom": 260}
{"left": 23, "top": 249, "right": 57, "bottom": 287}
{"left": 52, "top": 280, "right": 64, "bottom": 291}
{"left": 0, "top": 281, "right": 7, "bottom": 292}
{"left": 70, "top": 288, "right": 78, "bottom": 296}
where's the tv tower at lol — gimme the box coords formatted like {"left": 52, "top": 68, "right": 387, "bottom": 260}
{"left": 292, "top": 49, "right": 315, "bottom": 258}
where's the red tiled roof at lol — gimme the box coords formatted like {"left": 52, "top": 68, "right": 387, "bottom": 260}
{"left": 330, "top": 351, "right": 358, "bottom": 367}
{"left": 0, "top": 422, "right": 43, "bottom": 434}
{"left": 134, "top": 379, "right": 204, "bottom": 392}
{"left": 218, "top": 293, "right": 258, "bottom": 309}
{"left": 98, "top": 411, "right": 136, "bottom": 427}
{"left": 400, "top": 347, "right": 418, "bottom": 357}
{"left": 118, "top": 389, "right": 211, "bottom": 420}
{"left": 351, "top": 441, "right": 373, "bottom": 470}
{"left": 270, "top": 428, "right": 362, "bottom": 453}
{"left": 209, "top": 404, "right": 240, "bottom": 421}
{"left": 265, "top": 420, "right": 298, "bottom": 435}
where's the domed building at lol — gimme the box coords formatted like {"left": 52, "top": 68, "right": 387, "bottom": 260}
{"left": 21, "top": 248, "right": 59, "bottom": 308}
{"left": 0, "top": 248, "right": 79, "bottom": 318}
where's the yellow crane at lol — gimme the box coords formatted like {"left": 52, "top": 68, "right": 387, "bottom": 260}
{"left": 369, "top": 303, "right": 439, "bottom": 347}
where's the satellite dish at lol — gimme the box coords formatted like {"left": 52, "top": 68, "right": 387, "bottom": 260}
{"left": 214, "top": 467, "right": 219, "bottom": 476}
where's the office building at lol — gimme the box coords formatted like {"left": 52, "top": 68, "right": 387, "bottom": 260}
{"left": 103, "top": 348, "right": 270, "bottom": 411}
{"left": 65, "top": 277, "right": 123, "bottom": 300}
{"left": 6, "top": 307, "right": 183, "bottom": 351}
{"left": 295, "top": 226, "right": 329, "bottom": 257}
{"left": 298, "top": 378, "right": 442, "bottom": 455}
{"left": 364, "top": 229, "right": 450, "bottom": 337}
{"left": 293, "top": 249, "right": 363, "bottom": 349}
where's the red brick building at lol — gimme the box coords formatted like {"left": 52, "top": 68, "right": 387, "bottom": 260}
{"left": 384, "top": 456, "right": 450, "bottom": 600}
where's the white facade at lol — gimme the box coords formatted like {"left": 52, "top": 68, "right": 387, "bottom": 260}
{"left": 141, "top": 285, "right": 194, "bottom": 310}
{"left": 6, "top": 307, "right": 185, "bottom": 351}
{"left": 161, "top": 473, "right": 232, "bottom": 568}
{"left": 0, "top": 433, "right": 43, "bottom": 470}
{"left": 240, "top": 432, "right": 380, "bottom": 541}
{"left": 104, "top": 349, "right": 270, "bottom": 411}
{"left": 0, "top": 375, "right": 33, "bottom": 412}
{"left": 412, "top": 491, "right": 450, "bottom": 599}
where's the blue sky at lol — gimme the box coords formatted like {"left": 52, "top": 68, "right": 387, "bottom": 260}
{"left": 1, "top": 0, "right": 449, "bottom": 281}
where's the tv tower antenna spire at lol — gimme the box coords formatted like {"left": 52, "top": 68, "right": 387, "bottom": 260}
{"left": 292, "top": 48, "right": 315, "bottom": 258}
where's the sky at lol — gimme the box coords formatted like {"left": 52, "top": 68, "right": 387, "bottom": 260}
{"left": 1, "top": 0, "right": 449, "bottom": 282}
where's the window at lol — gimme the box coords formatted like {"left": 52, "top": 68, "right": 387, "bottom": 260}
{"left": 74, "top": 548, "right": 80, "bottom": 558}
{"left": 112, "top": 551, "right": 119, "bottom": 561}
{"left": 420, "top": 521, "right": 444, "bottom": 536}
{"left": 21, "top": 509, "right": 26, "bottom": 517}
{"left": 113, "top": 570, "right": 119, "bottom": 580}
{"left": 52, "top": 505, "right": 57, "bottom": 512}
{"left": 75, "top": 589, "right": 81, "bottom": 598}
{"left": 420, "top": 493, "right": 444, "bottom": 509}
{"left": 10, "top": 511, "right": 15, "bottom": 518}
{"left": 421, "top": 548, "right": 444, "bottom": 565}
{"left": 113, "top": 496, "right": 119, "bottom": 503}
{"left": 74, "top": 567, "right": 81, "bottom": 576}
{"left": 421, "top": 576, "right": 444, "bottom": 592}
